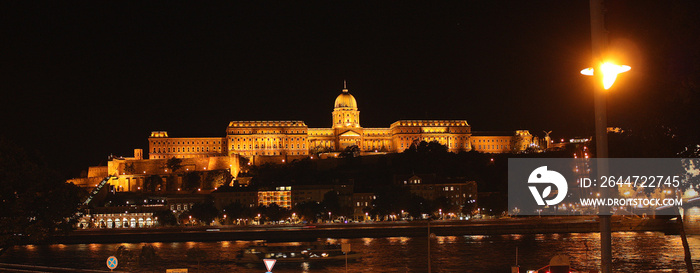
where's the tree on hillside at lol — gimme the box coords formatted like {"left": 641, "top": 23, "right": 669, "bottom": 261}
{"left": 293, "top": 201, "right": 323, "bottom": 223}
{"left": 144, "top": 175, "right": 163, "bottom": 192}
{"left": 339, "top": 145, "right": 361, "bottom": 158}
{"left": 259, "top": 203, "right": 289, "bottom": 223}
{"left": 181, "top": 172, "right": 201, "bottom": 191}
{"left": 462, "top": 199, "right": 477, "bottom": 217}
{"left": 321, "top": 190, "right": 342, "bottom": 216}
{"left": 401, "top": 140, "right": 452, "bottom": 176}
{"left": 238, "top": 156, "right": 251, "bottom": 172}
{"left": 426, "top": 141, "right": 448, "bottom": 154}
{"left": 369, "top": 186, "right": 412, "bottom": 219}
{"left": 404, "top": 140, "right": 448, "bottom": 155}
{"left": 221, "top": 201, "right": 253, "bottom": 223}
{"left": 124, "top": 162, "right": 136, "bottom": 174}
{"left": 0, "top": 137, "right": 81, "bottom": 256}
{"left": 153, "top": 210, "right": 178, "bottom": 226}
{"left": 310, "top": 145, "right": 332, "bottom": 156}
{"left": 406, "top": 195, "right": 432, "bottom": 219}
{"left": 166, "top": 157, "right": 183, "bottom": 173}
{"left": 165, "top": 175, "right": 178, "bottom": 191}
{"left": 190, "top": 201, "right": 219, "bottom": 225}
{"left": 433, "top": 196, "right": 458, "bottom": 215}
{"left": 203, "top": 170, "right": 232, "bottom": 189}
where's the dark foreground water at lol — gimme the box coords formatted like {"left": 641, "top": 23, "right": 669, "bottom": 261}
{"left": 2, "top": 232, "right": 700, "bottom": 272}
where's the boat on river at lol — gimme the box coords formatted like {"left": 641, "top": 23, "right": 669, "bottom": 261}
{"left": 526, "top": 255, "right": 587, "bottom": 273}
{"left": 235, "top": 241, "right": 361, "bottom": 264}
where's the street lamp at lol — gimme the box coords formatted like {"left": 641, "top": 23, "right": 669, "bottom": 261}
{"left": 582, "top": 1, "right": 631, "bottom": 272}
{"left": 580, "top": 62, "right": 631, "bottom": 90}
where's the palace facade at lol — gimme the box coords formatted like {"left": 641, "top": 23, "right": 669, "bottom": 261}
{"left": 148, "top": 84, "right": 536, "bottom": 163}
{"left": 68, "top": 84, "right": 546, "bottom": 193}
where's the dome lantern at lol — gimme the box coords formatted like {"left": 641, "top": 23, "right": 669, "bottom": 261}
{"left": 334, "top": 81, "right": 357, "bottom": 109}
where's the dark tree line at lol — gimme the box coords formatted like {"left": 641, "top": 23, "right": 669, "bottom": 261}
{"left": 367, "top": 186, "right": 476, "bottom": 220}
{"left": 0, "top": 137, "right": 81, "bottom": 256}
{"left": 215, "top": 190, "right": 345, "bottom": 224}
{"left": 140, "top": 168, "right": 233, "bottom": 193}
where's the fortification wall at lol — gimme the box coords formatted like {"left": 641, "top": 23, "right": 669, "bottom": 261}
{"left": 88, "top": 166, "right": 108, "bottom": 178}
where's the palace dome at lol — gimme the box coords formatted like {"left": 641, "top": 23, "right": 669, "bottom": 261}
{"left": 334, "top": 88, "right": 357, "bottom": 109}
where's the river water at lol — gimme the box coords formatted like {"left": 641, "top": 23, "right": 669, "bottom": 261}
{"left": 2, "top": 232, "right": 699, "bottom": 272}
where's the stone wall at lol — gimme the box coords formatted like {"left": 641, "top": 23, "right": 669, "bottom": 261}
{"left": 72, "top": 155, "right": 243, "bottom": 192}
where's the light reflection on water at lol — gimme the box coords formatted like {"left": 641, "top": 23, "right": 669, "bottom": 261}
{"left": 1, "top": 232, "right": 699, "bottom": 272}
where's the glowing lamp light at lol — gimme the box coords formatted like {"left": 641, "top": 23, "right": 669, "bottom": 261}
{"left": 684, "top": 189, "right": 698, "bottom": 199}
{"left": 581, "top": 62, "right": 631, "bottom": 89}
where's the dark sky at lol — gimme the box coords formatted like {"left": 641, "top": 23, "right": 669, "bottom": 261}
{"left": 1, "top": 1, "right": 698, "bottom": 177}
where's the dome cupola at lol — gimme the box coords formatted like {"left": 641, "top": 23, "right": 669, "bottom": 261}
{"left": 332, "top": 81, "right": 360, "bottom": 128}
{"left": 334, "top": 83, "right": 357, "bottom": 109}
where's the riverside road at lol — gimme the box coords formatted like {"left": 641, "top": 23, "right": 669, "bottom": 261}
{"left": 50, "top": 216, "right": 673, "bottom": 245}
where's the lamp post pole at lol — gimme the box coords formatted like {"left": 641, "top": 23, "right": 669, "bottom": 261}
{"left": 589, "top": 0, "right": 612, "bottom": 272}
{"left": 427, "top": 218, "right": 431, "bottom": 273}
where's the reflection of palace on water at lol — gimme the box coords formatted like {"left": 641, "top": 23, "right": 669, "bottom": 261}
{"left": 148, "top": 84, "right": 543, "bottom": 164}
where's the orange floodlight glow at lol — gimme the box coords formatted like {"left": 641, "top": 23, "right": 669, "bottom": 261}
{"left": 580, "top": 62, "right": 631, "bottom": 89}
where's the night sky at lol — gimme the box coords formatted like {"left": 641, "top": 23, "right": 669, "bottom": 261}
{"left": 1, "top": 1, "right": 698, "bottom": 177}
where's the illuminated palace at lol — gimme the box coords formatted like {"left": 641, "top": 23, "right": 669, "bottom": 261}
{"left": 148, "top": 84, "right": 538, "bottom": 165}
{"left": 68, "top": 84, "right": 544, "bottom": 192}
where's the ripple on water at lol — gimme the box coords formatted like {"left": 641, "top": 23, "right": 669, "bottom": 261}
{"left": 1, "top": 232, "right": 699, "bottom": 272}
